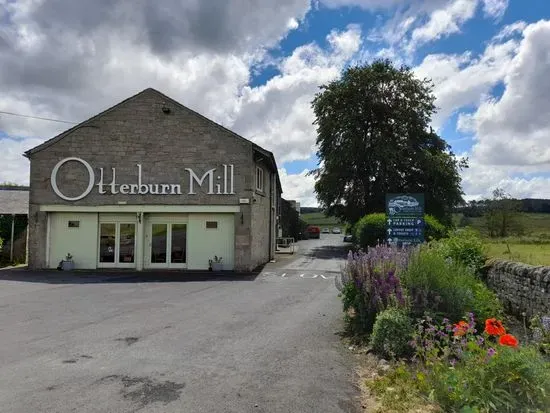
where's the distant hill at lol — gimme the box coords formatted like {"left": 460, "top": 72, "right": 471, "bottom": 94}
{"left": 521, "top": 199, "right": 550, "bottom": 213}
{"left": 456, "top": 198, "right": 550, "bottom": 214}
{"left": 300, "top": 207, "right": 323, "bottom": 214}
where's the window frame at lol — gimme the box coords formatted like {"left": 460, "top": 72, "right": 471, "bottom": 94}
{"left": 256, "top": 166, "right": 264, "bottom": 192}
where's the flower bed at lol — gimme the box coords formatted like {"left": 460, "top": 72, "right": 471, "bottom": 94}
{"left": 339, "top": 233, "right": 550, "bottom": 412}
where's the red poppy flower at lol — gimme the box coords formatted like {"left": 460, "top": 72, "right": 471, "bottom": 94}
{"left": 485, "top": 318, "right": 506, "bottom": 336}
{"left": 453, "top": 320, "right": 469, "bottom": 336}
{"left": 499, "top": 334, "right": 519, "bottom": 348}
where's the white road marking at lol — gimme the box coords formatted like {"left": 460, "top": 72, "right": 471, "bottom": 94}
{"left": 262, "top": 271, "right": 337, "bottom": 279}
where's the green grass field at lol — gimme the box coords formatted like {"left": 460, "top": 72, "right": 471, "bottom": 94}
{"left": 484, "top": 242, "right": 550, "bottom": 266}
{"left": 455, "top": 212, "right": 550, "bottom": 237}
{"left": 455, "top": 212, "right": 550, "bottom": 266}
{"left": 301, "top": 212, "right": 343, "bottom": 230}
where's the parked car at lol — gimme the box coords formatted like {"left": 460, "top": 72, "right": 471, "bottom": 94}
{"left": 321, "top": 227, "right": 330, "bottom": 234}
{"left": 306, "top": 225, "right": 321, "bottom": 239}
{"left": 332, "top": 227, "right": 341, "bottom": 234}
{"left": 343, "top": 234, "right": 353, "bottom": 242}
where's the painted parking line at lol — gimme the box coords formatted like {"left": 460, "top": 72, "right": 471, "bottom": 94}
{"left": 262, "top": 271, "right": 337, "bottom": 280}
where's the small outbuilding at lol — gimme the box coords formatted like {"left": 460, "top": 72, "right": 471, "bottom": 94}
{"left": 0, "top": 186, "right": 29, "bottom": 263}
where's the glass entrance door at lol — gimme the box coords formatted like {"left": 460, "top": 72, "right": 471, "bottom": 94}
{"left": 148, "top": 223, "right": 187, "bottom": 268}
{"left": 98, "top": 222, "right": 136, "bottom": 268}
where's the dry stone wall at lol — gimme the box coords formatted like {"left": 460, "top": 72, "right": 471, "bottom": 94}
{"left": 486, "top": 260, "right": 550, "bottom": 319}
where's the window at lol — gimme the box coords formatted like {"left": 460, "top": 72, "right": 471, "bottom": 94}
{"left": 256, "top": 167, "right": 264, "bottom": 192}
{"left": 68, "top": 221, "right": 80, "bottom": 228}
{"left": 206, "top": 221, "right": 218, "bottom": 229}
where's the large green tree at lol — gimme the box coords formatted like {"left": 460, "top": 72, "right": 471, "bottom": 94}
{"left": 311, "top": 60, "right": 466, "bottom": 225}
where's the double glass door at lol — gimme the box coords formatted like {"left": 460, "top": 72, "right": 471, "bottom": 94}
{"left": 98, "top": 222, "right": 136, "bottom": 268}
{"left": 148, "top": 223, "right": 187, "bottom": 268}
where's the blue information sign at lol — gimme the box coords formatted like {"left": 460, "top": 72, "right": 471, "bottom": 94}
{"left": 386, "top": 193, "right": 425, "bottom": 246}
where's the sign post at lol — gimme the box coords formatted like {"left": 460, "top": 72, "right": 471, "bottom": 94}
{"left": 385, "top": 193, "right": 425, "bottom": 247}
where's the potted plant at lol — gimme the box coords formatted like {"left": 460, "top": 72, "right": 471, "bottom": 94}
{"left": 61, "top": 253, "right": 75, "bottom": 271}
{"left": 209, "top": 256, "right": 223, "bottom": 272}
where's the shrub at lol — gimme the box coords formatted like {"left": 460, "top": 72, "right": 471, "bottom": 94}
{"left": 370, "top": 307, "right": 414, "bottom": 359}
{"left": 401, "top": 247, "right": 502, "bottom": 322}
{"left": 354, "top": 213, "right": 386, "bottom": 248}
{"left": 340, "top": 245, "right": 412, "bottom": 334}
{"left": 471, "top": 282, "right": 503, "bottom": 323}
{"left": 431, "top": 228, "right": 487, "bottom": 274}
{"left": 424, "top": 214, "right": 447, "bottom": 241}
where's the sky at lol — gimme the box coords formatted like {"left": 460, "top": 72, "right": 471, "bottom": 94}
{"left": 1, "top": 0, "right": 550, "bottom": 206}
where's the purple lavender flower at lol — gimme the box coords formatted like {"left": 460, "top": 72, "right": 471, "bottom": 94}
{"left": 542, "top": 316, "right": 550, "bottom": 332}
{"left": 487, "top": 348, "right": 496, "bottom": 358}
{"left": 477, "top": 336, "right": 485, "bottom": 346}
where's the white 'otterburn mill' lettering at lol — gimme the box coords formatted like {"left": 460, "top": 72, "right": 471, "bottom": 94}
{"left": 50, "top": 157, "right": 236, "bottom": 201}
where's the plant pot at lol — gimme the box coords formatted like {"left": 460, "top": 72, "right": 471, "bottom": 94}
{"left": 211, "top": 262, "right": 223, "bottom": 272}
{"left": 62, "top": 260, "right": 75, "bottom": 271}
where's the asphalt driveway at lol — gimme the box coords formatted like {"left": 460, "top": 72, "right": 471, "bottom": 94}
{"left": 0, "top": 235, "right": 357, "bottom": 413}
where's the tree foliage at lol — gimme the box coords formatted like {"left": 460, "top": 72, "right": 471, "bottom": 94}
{"left": 311, "top": 60, "right": 466, "bottom": 225}
{"left": 280, "top": 199, "right": 308, "bottom": 240}
{"left": 485, "top": 188, "right": 524, "bottom": 237}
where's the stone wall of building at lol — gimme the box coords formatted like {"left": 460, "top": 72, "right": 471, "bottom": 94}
{"left": 486, "top": 260, "right": 550, "bottom": 318}
{"left": 28, "top": 89, "right": 254, "bottom": 207}
{"left": 26, "top": 88, "right": 279, "bottom": 271}
{"left": 250, "top": 163, "right": 274, "bottom": 269}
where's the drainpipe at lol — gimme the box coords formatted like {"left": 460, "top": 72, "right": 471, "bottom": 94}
{"left": 268, "top": 173, "right": 273, "bottom": 261}
{"left": 10, "top": 214, "right": 15, "bottom": 263}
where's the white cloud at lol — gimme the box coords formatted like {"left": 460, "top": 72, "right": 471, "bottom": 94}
{"left": 287, "top": 18, "right": 300, "bottom": 30}
{"left": 414, "top": 35, "right": 519, "bottom": 129}
{"left": 456, "top": 113, "right": 476, "bottom": 134}
{"left": 364, "top": 0, "right": 509, "bottom": 59}
{"left": 455, "top": 20, "right": 550, "bottom": 200}
{"left": 408, "top": 0, "right": 478, "bottom": 51}
{"left": 231, "top": 25, "right": 362, "bottom": 164}
{"left": 0, "top": 0, "right": 364, "bottom": 200}
{"left": 469, "top": 20, "right": 550, "bottom": 167}
{"left": 482, "top": 0, "right": 508, "bottom": 20}
{"left": 492, "top": 21, "right": 527, "bottom": 41}
{"left": 320, "top": 0, "right": 402, "bottom": 8}
{"left": 0, "top": 137, "right": 43, "bottom": 185}
{"left": 279, "top": 168, "right": 318, "bottom": 206}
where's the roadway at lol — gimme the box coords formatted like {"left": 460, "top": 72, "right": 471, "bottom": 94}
{"left": 0, "top": 234, "right": 357, "bottom": 413}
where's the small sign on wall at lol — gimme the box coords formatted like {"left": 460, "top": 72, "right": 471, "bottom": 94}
{"left": 239, "top": 198, "right": 250, "bottom": 204}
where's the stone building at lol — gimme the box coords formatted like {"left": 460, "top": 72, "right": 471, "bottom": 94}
{"left": 24, "top": 88, "right": 281, "bottom": 272}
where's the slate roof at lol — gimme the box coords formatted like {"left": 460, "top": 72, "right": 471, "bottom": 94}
{"left": 0, "top": 187, "right": 29, "bottom": 215}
